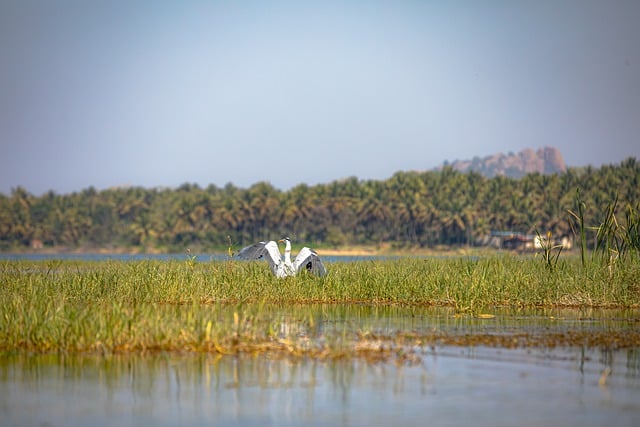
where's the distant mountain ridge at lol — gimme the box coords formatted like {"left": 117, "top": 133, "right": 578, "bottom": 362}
{"left": 438, "top": 146, "right": 566, "bottom": 178}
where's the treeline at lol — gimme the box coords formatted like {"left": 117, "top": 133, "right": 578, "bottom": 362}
{"left": 1, "top": 158, "right": 639, "bottom": 252}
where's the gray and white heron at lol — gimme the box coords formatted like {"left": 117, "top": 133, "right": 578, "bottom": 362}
{"left": 235, "top": 237, "right": 327, "bottom": 278}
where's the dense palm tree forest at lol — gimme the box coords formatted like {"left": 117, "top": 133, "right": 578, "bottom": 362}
{"left": 1, "top": 158, "right": 638, "bottom": 252}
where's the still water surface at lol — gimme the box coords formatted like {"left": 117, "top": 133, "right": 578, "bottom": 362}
{"left": 0, "top": 252, "right": 383, "bottom": 263}
{"left": 2, "top": 306, "right": 640, "bottom": 427}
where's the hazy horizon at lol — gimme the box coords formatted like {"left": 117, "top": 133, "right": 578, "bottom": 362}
{"left": 2, "top": 1, "right": 639, "bottom": 196}
{"left": 3, "top": 145, "right": 638, "bottom": 196}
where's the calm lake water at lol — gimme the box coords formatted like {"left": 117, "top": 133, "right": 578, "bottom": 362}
{"left": 2, "top": 306, "right": 640, "bottom": 427}
{"left": 0, "top": 252, "right": 386, "bottom": 263}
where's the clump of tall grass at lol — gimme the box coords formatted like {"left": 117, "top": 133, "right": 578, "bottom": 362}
{"left": 568, "top": 191, "right": 640, "bottom": 269}
{"left": 568, "top": 188, "right": 588, "bottom": 267}
{"left": 535, "top": 230, "right": 563, "bottom": 271}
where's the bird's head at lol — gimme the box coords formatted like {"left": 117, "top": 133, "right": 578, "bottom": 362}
{"left": 278, "top": 237, "right": 291, "bottom": 243}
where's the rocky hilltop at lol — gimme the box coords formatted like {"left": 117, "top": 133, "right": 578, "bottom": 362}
{"left": 440, "top": 146, "right": 566, "bottom": 178}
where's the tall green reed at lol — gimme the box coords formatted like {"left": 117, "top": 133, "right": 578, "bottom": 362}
{"left": 567, "top": 191, "right": 640, "bottom": 270}
{"left": 535, "top": 230, "right": 563, "bottom": 271}
{"left": 567, "top": 188, "right": 587, "bottom": 267}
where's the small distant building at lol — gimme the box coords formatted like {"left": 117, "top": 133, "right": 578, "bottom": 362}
{"left": 485, "top": 231, "right": 572, "bottom": 251}
{"left": 558, "top": 235, "right": 573, "bottom": 250}
{"left": 491, "top": 231, "right": 536, "bottom": 250}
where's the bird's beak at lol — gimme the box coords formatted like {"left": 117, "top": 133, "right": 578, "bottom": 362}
{"left": 278, "top": 239, "right": 284, "bottom": 243}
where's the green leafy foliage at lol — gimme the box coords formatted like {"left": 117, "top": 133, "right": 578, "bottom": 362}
{"left": 1, "top": 158, "right": 638, "bottom": 251}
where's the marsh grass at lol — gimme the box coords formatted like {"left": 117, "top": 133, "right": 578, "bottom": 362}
{"left": 535, "top": 230, "right": 563, "bottom": 271}
{"left": 1, "top": 255, "right": 639, "bottom": 356}
{"left": 569, "top": 192, "right": 640, "bottom": 269}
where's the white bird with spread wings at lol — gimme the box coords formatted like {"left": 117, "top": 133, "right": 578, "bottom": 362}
{"left": 235, "top": 237, "right": 327, "bottom": 278}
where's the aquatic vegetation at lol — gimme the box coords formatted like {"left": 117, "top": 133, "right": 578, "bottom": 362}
{"left": 535, "top": 230, "right": 563, "bottom": 271}
{"left": 1, "top": 256, "right": 639, "bottom": 357}
{"left": 568, "top": 191, "right": 640, "bottom": 269}
{"left": 568, "top": 188, "right": 588, "bottom": 268}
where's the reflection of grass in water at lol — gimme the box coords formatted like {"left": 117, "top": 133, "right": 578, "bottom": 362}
{"left": 1, "top": 257, "right": 639, "bottom": 357}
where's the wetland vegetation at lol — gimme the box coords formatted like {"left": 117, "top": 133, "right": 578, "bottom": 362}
{"left": 2, "top": 254, "right": 639, "bottom": 359}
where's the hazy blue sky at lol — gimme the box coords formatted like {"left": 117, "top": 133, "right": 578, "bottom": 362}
{"left": 1, "top": 0, "right": 639, "bottom": 195}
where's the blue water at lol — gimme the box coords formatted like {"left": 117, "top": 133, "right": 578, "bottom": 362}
{"left": 2, "top": 346, "right": 639, "bottom": 427}
{"left": 0, "top": 252, "right": 386, "bottom": 263}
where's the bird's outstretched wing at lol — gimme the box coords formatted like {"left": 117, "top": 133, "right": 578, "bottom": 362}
{"left": 236, "top": 241, "right": 268, "bottom": 259}
{"left": 236, "top": 241, "right": 282, "bottom": 276}
{"left": 293, "top": 247, "right": 327, "bottom": 276}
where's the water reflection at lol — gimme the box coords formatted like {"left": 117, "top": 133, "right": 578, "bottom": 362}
{"left": 266, "top": 304, "right": 640, "bottom": 347}
{"left": 2, "top": 305, "right": 640, "bottom": 426}
{"left": 2, "top": 344, "right": 640, "bottom": 427}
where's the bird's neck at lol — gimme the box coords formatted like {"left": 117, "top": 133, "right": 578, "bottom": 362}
{"left": 284, "top": 241, "right": 292, "bottom": 263}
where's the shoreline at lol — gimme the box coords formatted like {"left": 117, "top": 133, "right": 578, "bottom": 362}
{"left": 2, "top": 245, "right": 545, "bottom": 258}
